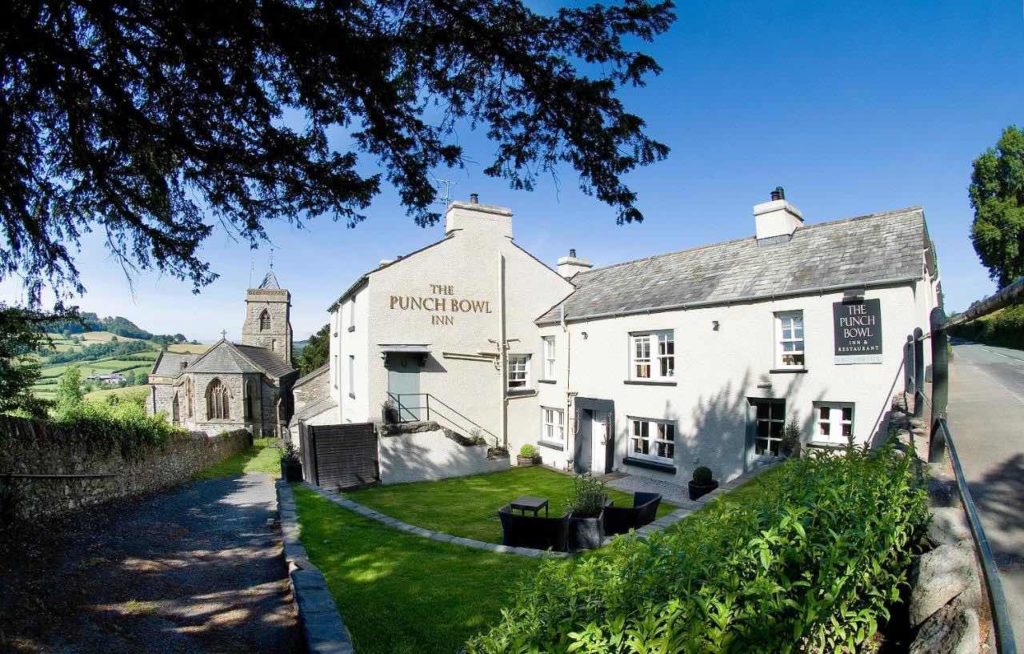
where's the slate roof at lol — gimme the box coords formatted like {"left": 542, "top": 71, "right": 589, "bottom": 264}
{"left": 257, "top": 270, "right": 281, "bottom": 290}
{"left": 289, "top": 397, "right": 337, "bottom": 427}
{"left": 234, "top": 344, "right": 296, "bottom": 379}
{"left": 537, "top": 207, "right": 930, "bottom": 325}
{"left": 187, "top": 341, "right": 264, "bottom": 375}
{"left": 151, "top": 352, "right": 198, "bottom": 376}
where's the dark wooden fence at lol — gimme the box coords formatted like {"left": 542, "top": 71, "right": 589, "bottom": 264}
{"left": 302, "top": 423, "right": 379, "bottom": 490}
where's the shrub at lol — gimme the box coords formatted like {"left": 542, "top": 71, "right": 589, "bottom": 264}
{"left": 692, "top": 465, "right": 713, "bottom": 484}
{"left": 566, "top": 474, "right": 607, "bottom": 519}
{"left": 781, "top": 416, "right": 802, "bottom": 456}
{"left": 519, "top": 444, "right": 538, "bottom": 458}
{"left": 52, "top": 393, "right": 186, "bottom": 458}
{"left": 467, "top": 446, "right": 928, "bottom": 653}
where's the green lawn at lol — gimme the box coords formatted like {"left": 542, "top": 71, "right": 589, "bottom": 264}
{"left": 294, "top": 485, "right": 541, "bottom": 654}
{"left": 345, "top": 466, "right": 676, "bottom": 543}
{"left": 194, "top": 437, "right": 282, "bottom": 480}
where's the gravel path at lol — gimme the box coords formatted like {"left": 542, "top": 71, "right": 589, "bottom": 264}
{"left": 0, "top": 473, "right": 301, "bottom": 653}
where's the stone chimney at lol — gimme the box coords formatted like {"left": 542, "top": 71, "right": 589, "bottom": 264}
{"left": 753, "top": 186, "right": 803, "bottom": 241}
{"left": 557, "top": 248, "right": 592, "bottom": 278}
{"left": 444, "top": 196, "right": 513, "bottom": 239}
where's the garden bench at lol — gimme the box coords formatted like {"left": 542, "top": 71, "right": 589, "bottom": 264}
{"left": 602, "top": 492, "right": 662, "bottom": 536}
{"left": 498, "top": 505, "right": 569, "bottom": 552}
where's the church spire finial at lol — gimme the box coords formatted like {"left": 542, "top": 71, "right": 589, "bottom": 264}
{"left": 220, "top": 329, "right": 227, "bottom": 340}
{"left": 269, "top": 247, "right": 274, "bottom": 271}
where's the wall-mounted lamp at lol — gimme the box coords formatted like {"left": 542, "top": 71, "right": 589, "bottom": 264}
{"left": 581, "top": 331, "right": 589, "bottom": 340}
{"left": 712, "top": 320, "right": 720, "bottom": 331}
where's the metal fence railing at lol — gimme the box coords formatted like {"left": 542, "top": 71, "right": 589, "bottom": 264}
{"left": 912, "top": 276, "right": 1023, "bottom": 654}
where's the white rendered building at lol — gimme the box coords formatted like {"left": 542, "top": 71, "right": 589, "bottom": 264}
{"left": 305, "top": 190, "right": 940, "bottom": 486}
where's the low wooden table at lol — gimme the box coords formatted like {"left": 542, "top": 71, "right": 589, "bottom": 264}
{"left": 510, "top": 495, "right": 549, "bottom": 518}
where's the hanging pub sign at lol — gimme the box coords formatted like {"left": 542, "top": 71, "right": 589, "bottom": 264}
{"left": 833, "top": 298, "right": 883, "bottom": 364}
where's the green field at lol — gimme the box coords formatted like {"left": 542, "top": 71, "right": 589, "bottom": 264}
{"left": 27, "top": 332, "right": 208, "bottom": 406}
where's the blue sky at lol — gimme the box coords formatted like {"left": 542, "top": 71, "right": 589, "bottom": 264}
{"left": 2, "top": 0, "right": 1021, "bottom": 341}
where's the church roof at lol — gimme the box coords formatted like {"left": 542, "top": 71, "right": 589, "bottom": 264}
{"left": 151, "top": 352, "right": 198, "bottom": 376}
{"left": 234, "top": 344, "right": 296, "bottom": 378}
{"left": 186, "top": 341, "right": 264, "bottom": 375}
{"left": 257, "top": 270, "right": 281, "bottom": 290}
{"left": 536, "top": 207, "right": 930, "bottom": 325}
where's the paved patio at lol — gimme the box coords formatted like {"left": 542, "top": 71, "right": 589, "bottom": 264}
{"left": 603, "top": 460, "right": 780, "bottom": 510}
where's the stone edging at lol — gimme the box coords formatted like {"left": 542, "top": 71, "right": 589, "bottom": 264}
{"left": 305, "top": 482, "right": 571, "bottom": 558}
{"left": 305, "top": 462, "right": 781, "bottom": 557}
{"left": 276, "top": 481, "right": 355, "bottom": 654}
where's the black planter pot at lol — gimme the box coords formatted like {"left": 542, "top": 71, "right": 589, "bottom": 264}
{"left": 688, "top": 480, "right": 719, "bottom": 501}
{"left": 569, "top": 512, "right": 605, "bottom": 551}
{"left": 281, "top": 459, "right": 303, "bottom": 483}
{"left": 382, "top": 405, "right": 399, "bottom": 425}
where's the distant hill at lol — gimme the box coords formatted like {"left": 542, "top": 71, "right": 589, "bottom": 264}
{"left": 28, "top": 311, "right": 202, "bottom": 403}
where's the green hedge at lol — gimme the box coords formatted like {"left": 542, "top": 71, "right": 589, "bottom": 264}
{"left": 51, "top": 391, "right": 186, "bottom": 458}
{"left": 950, "top": 304, "right": 1024, "bottom": 350}
{"left": 467, "top": 446, "right": 928, "bottom": 654}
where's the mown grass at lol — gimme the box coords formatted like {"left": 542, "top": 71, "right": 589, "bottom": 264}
{"left": 194, "top": 437, "right": 282, "bottom": 480}
{"left": 294, "top": 485, "right": 541, "bottom": 654}
{"left": 345, "top": 466, "right": 676, "bottom": 543}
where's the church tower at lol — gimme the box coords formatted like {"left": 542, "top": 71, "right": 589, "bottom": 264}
{"left": 241, "top": 270, "right": 293, "bottom": 364}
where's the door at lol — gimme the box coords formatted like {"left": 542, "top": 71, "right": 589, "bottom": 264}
{"left": 574, "top": 409, "right": 593, "bottom": 473}
{"left": 387, "top": 355, "right": 421, "bottom": 420}
{"left": 597, "top": 412, "right": 614, "bottom": 474}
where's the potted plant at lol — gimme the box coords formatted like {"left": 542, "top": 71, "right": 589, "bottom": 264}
{"left": 780, "top": 416, "right": 802, "bottom": 458}
{"left": 280, "top": 442, "right": 303, "bottom": 482}
{"left": 567, "top": 474, "right": 609, "bottom": 551}
{"left": 517, "top": 444, "right": 540, "bottom": 466}
{"left": 688, "top": 466, "right": 719, "bottom": 501}
{"left": 381, "top": 400, "right": 399, "bottom": 425}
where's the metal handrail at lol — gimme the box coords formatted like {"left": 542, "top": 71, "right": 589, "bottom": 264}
{"left": 933, "top": 418, "right": 1017, "bottom": 653}
{"left": 385, "top": 392, "right": 499, "bottom": 445}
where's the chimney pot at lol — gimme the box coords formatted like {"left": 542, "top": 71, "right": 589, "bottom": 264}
{"left": 569, "top": 248, "right": 577, "bottom": 257}
{"left": 469, "top": 193, "right": 479, "bottom": 204}
{"left": 770, "top": 186, "right": 785, "bottom": 201}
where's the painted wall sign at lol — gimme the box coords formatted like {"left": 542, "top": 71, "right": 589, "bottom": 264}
{"left": 388, "top": 284, "right": 493, "bottom": 326}
{"left": 833, "top": 298, "right": 883, "bottom": 364}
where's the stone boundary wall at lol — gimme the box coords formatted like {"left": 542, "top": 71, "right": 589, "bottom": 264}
{"left": 277, "top": 481, "right": 354, "bottom": 654}
{"left": 887, "top": 396, "right": 987, "bottom": 654}
{"left": 0, "top": 415, "right": 251, "bottom": 523}
{"left": 379, "top": 425, "right": 509, "bottom": 485}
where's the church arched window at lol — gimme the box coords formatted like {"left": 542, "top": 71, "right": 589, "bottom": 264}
{"left": 171, "top": 393, "right": 180, "bottom": 425}
{"left": 259, "top": 309, "right": 271, "bottom": 331}
{"left": 206, "top": 378, "right": 230, "bottom": 420}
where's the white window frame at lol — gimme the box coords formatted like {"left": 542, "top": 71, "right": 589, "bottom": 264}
{"left": 775, "top": 311, "right": 805, "bottom": 369}
{"left": 348, "top": 296, "right": 356, "bottom": 331}
{"left": 508, "top": 354, "right": 531, "bottom": 390}
{"left": 628, "top": 417, "right": 676, "bottom": 464}
{"left": 816, "top": 402, "right": 854, "bottom": 443}
{"left": 630, "top": 330, "right": 674, "bottom": 380}
{"left": 542, "top": 336, "right": 556, "bottom": 380}
{"left": 751, "top": 398, "right": 786, "bottom": 456}
{"left": 540, "top": 407, "right": 564, "bottom": 445}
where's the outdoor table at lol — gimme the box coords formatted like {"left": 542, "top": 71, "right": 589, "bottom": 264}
{"left": 510, "top": 495, "right": 549, "bottom": 518}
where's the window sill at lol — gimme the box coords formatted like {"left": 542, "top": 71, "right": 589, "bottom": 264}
{"left": 623, "top": 380, "right": 677, "bottom": 386}
{"left": 507, "top": 389, "right": 537, "bottom": 399}
{"left": 769, "top": 368, "right": 808, "bottom": 374}
{"left": 537, "top": 379, "right": 556, "bottom": 384}
{"left": 537, "top": 440, "right": 565, "bottom": 451}
{"left": 623, "top": 457, "right": 677, "bottom": 474}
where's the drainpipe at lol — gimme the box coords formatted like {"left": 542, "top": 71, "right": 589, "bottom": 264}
{"left": 499, "top": 253, "right": 508, "bottom": 449}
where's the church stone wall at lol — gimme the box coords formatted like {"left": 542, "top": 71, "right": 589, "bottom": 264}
{"left": 188, "top": 372, "right": 247, "bottom": 435}
{"left": 294, "top": 367, "right": 329, "bottom": 414}
{"left": 241, "top": 288, "right": 292, "bottom": 364}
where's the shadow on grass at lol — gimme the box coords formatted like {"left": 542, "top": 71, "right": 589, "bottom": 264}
{"left": 294, "top": 485, "right": 544, "bottom": 654}
{"left": 195, "top": 438, "right": 281, "bottom": 480}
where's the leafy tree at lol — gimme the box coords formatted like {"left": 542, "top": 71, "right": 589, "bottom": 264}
{"left": 296, "top": 324, "right": 330, "bottom": 376}
{"left": 0, "top": 305, "right": 54, "bottom": 417}
{"left": 3, "top": 0, "right": 673, "bottom": 304}
{"left": 55, "top": 366, "right": 85, "bottom": 414}
{"left": 970, "top": 125, "right": 1024, "bottom": 288}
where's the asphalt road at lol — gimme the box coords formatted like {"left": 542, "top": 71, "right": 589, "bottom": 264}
{"left": 948, "top": 342, "right": 1024, "bottom": 650}
{"left": 0, "top": 473, "right": 301, "bottom": 653}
